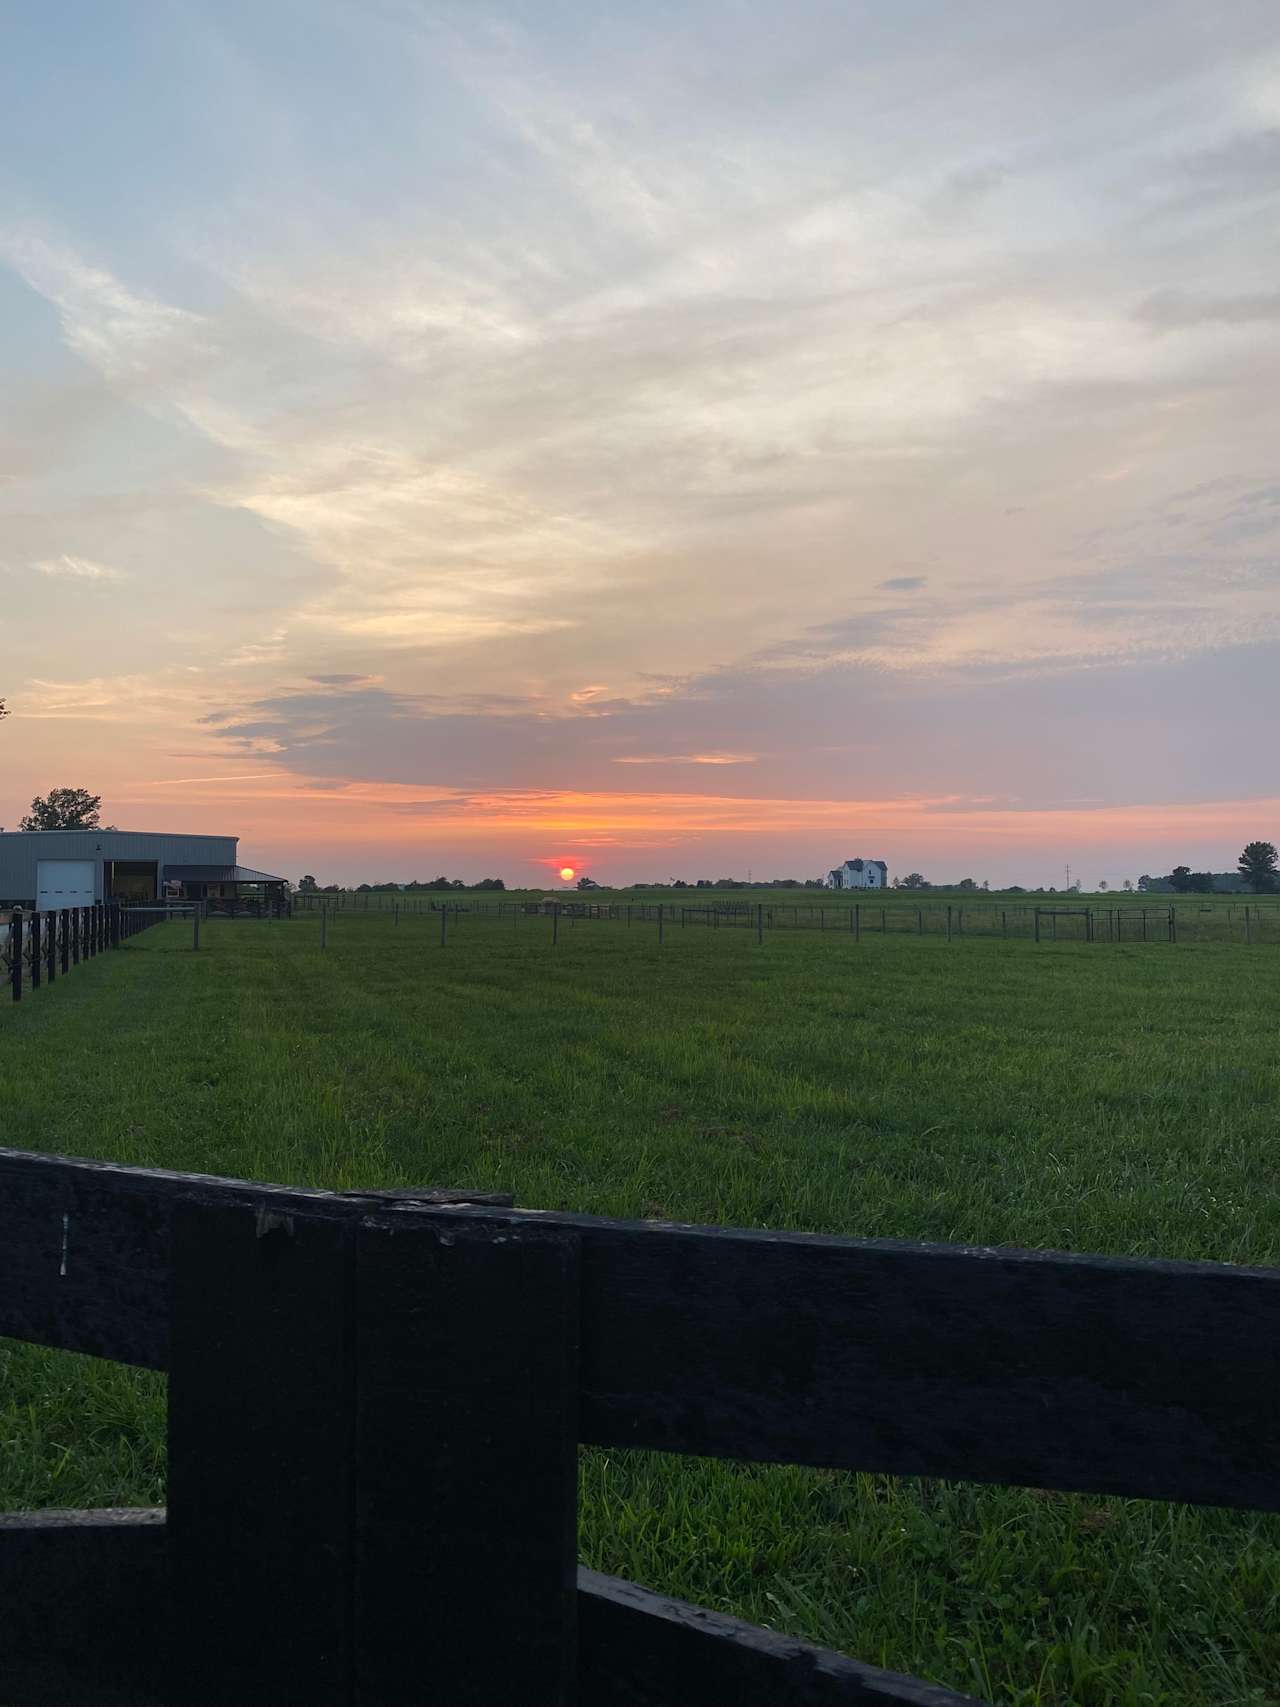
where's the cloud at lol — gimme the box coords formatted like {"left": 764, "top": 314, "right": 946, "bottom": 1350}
{"left": 1136, "top": 290, "right": 1280, "bottom": 328}
{"left": 32, "top": 554, "right": 125, "bottom": 581}
{"left": 613, "top": 752, "right": 758, "bottom": 765}
{"left": 877, "top": 575, "right": 928, "bottom": 591}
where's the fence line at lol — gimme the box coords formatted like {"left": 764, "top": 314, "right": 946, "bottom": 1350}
{"left": 291, "top": 892, "right": 1279, "bottom": 951}
{"left": 0, "top": 901, "right": 174, "bottom": 1004}
{"left": 0, "top": 1144, "right": 1277, "bottom": 1704}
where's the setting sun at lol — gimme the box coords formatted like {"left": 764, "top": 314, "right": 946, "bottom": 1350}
{"left": 559, "top": 866, "right": 576, "bottom": 881}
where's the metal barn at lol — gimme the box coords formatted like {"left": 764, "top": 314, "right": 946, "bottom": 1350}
{"left": 0, "top": 829, "right": 287, "bottom": 911}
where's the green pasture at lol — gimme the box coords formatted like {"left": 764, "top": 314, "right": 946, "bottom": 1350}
{"left": 2, "top": 912, "right": 1279, "bottom": 1704}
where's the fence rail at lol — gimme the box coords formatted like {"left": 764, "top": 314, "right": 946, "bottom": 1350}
{"left": 1, "top": 902, "right": 162, "bottom": 1003}
{"left": 1, "top": 1145, "right": 1278, "bottom": 1703}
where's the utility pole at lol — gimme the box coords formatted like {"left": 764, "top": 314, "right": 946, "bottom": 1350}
{"left": 1065, "top": 863, "right": 1071, "bottom": 891}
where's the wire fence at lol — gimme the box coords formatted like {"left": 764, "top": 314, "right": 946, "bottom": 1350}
{"left": 290, "top": 893, "right": 1280, "bottom": 950}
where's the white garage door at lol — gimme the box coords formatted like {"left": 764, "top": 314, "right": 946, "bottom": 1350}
{"left": 36, "top": 859, "right": 97, "bottom": 911}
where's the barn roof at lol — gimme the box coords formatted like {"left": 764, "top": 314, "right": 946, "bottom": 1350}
{"left": 165, "top": 865, "right": 285, "bottom": 883}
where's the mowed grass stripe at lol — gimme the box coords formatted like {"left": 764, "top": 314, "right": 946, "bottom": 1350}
{"left": 2, "top": 916, "right": 1279, "bottom": 1704}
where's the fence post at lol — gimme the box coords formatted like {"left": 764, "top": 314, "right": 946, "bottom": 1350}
{"left": 168, "top": 1203, "right": 357, "bottom": 1706}
{"left": 71, "top": 907, "right": 81, "bottom": 966}
{"left": 60, "top": 908, "right": 70, "bottom": 971}
{"left": 46, "top": 908, "right": 56, "bottom": 982}
{"left": 757, "top": 904, "right": 763, "bottom": 946}
{"left": 946, "top": 905, "right": 952, "bottom": 942}
{"left": 440, "top": 906, "right": 448, "bottom": 947}
{"left": 1169, "top": 906, "right": 1177, "bottom": 945}
{"left": 394, "top": 903, "right": 399, "bottom": 928}
{"left": 658, "top": 903, "right": 664, "bottom": 945}
{"left": 9, "top": 910, "right": 21, "bottom": 1001}
{"left": 1034, "top": 908, "right": 1041, "bottom": 943}
{"left": 321, "top": 904, "right": 328, "bottom": 950}
{"left": 353, "top": 1215, "right": 580, "bottom": 1704}
{"left": 552, "top": 903, "right": 559, "bottom": 946}
{"left": 193, "top": 906, "right": 201, "bottom": 953}
{"left": 29, "top": 911, "right": 41, "bottom": 990}
{"left": 1245, "top": 905, "right": 1252, "bottom": 946}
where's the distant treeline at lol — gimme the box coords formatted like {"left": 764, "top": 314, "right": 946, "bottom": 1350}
{"left": 1138, "top": 869, "right": 1249, "bottom": 894}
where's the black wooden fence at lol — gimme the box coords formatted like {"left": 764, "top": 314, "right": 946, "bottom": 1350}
{"left": 2, "top": 1147, "right": 1278, "bottom": 1704}
{"left": 2, "top": 902, "right": 160, "bottom": 1003}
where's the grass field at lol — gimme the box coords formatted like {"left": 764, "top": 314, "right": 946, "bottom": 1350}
{"left": 3, "top": 913, "right": 1279, "bottom": 1704}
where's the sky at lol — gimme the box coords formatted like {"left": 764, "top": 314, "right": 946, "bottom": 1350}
{"left": 2, "top": 0, "right": 1278, "bottom": 887}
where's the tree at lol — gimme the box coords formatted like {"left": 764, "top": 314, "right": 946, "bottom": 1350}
{"left": 956, "top": 877, "right": 978, "bottom": 891}
{"left": 0, "top": 698, "right": 8, "bottom": 722}
{"left": 1097, "top": 879, "right": 1108, "bottom": 892}
{"left": 1238, "top": 841, "right": 1279, "bottom": 893}
{"left": 298, "top": 875, "right": 319, "bottom": 892}
{"left": 19, "top": 787, "right": 102, "bottom": 830}
{"left": 1169, "top": 865, "right": 1193, "bottom": 892}
{"left": 898, "top": 872, "right": 929, "bottom": 889}
{"left": 1122, "top": 879, "right": 1134, "bottom": 892}
{"left": 577, "top": 876, "right": 599, "bottom": 890}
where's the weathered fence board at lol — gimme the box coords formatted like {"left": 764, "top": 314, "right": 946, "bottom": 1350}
{"left": 578, "top": 1570, "right": 978, "bottom": 1706}
{"left": 0, "top": 1146, "right": 509, "bottom": 1366}
{"left": 1, "top": 1148, "right": 1277, "bottom": 1511}
{"left": 0, "top": 1514, "right": 966, "bottom": 1707}
{"left": 0, "top": 1509, "right": 166, "bottom": 1706}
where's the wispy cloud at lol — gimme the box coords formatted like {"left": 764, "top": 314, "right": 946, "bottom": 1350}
{"left": 33, "top": 554, "right": 126, "bottom": 581}
{"left": 613, "top": 752, "right": 759, "bottom": 766}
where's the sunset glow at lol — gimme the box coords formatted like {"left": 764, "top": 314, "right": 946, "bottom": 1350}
{"left": 3, "top": 4, "right": 1278, "bottom": 886}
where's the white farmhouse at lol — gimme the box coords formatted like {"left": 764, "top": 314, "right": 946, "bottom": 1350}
{"left": 824, "top": 858, "right": 888, "bottom": 890}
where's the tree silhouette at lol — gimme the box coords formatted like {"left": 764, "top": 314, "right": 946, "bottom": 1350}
{"left": 19, "top": 787, "right": 102, "bottom": 830}
{"left": 1238, "top": 841, "right": 1279, "bottom": 893}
